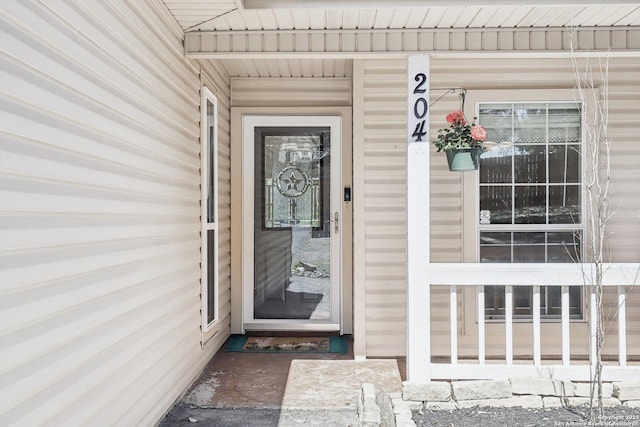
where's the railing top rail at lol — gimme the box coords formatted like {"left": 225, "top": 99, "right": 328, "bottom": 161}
{"left": 429, "top": 263, "right": 640, "bottom": 286}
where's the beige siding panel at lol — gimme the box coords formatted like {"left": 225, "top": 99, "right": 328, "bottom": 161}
{"left": 358, "top": 56, "right": 639, "bottom": 358}
{"left": 230, "top": 77, "right": 352, "bottom": 107}
{"left": 431, "top": 57, "right": 640, "bottom": 360}
{"left": 432, "top": 58, "right": 640, "bottom": 242}
{"left": 361, "top": 59, "right": 408, "bottom": 357}
{"left": 0, "top": 1, "right": 230, "bottom": 426}
{"left": 199, "top": 60, "right": 233, "bottom": 354}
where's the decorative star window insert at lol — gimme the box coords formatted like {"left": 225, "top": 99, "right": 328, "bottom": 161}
{"left": 275, "top": 166, "right": 310, "bottom": 198}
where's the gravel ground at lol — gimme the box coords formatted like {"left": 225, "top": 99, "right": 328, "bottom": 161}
{"left": 158, "top": 405, "right": 359, "bottom": 427}
{"left": 413, "top": 406, "right": 640, "bottom": 427}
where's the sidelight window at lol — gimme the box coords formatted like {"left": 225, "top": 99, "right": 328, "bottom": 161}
{"left": 201, "top": 87, "right": 218, "bottom": 337}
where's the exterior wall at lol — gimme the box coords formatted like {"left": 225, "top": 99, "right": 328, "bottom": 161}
{"left": 354, "top": 56, "right": 640, "bottom": 357}
{"left": 353, "top": 59, "right": 410, "bottom": 357}
{"left": 231, "top": 77, "right": 352, "bottom": 107}
{"left": 437, "top": 57, "right": 640, "bottom": 360}
{"left": 229, "top": 77, "right": 353, "bottom": 334}
{"left": 0, "top": 1, "right": 231, "bottom": 426}
{"left": 200, "top": 62, "right": 233, "bottom": 346}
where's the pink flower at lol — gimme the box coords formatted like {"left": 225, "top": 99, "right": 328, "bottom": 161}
{"left": 446, "top": 110, "right": 467, "bottom": 125}
{"left": 471, "top": 125, "right": 487, "bottom": 141}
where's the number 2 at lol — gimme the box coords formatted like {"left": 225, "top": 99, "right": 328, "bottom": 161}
{"left": 413, "top": 73, "right": 427, "bottom": 94}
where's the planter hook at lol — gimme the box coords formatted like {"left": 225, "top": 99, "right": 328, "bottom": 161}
{"left": 429, "top": 87, "right": 468, "bottom": 109}
{"left": 460, "top": 88, "right": 467, "bottom": 113}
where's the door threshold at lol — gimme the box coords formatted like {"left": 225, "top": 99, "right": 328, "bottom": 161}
{"left": 243, "top": 322, "right": 341, "bottom": 333}
{"left": 243, "top": 330, "right": 343, "bottom": 337}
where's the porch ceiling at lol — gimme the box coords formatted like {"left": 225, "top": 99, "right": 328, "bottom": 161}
{"left": 162, "top": 1, "right": 640, "bottom": 77}
{"left": 162, "top": 1, "right": 640, "bottom": 32}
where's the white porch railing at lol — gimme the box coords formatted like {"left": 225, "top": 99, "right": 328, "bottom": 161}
{"left": 407, "top": 263, "right": 640, "bottom": 383}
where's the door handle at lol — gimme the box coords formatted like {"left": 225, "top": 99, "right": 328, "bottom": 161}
{"left": 325, "top": 212, "right": 339, "bottom": 234}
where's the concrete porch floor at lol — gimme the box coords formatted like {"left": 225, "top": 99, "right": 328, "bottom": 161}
{"left": 159, "top": 334, "right": 406, "bottom": 426}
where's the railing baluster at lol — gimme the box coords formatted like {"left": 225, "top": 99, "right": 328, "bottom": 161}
{"left": 420, "top": 263, "right": 639, "bottom": 382}
{"left": 450, "top": 285, "right": 457, "bottom": 364}
{"left": 561, "top": 285, "right": 571, "bottom": 366}
{"left": 477, "top": 285, "right": 485, "bottom": 364}
{"left": 590, "top": 286, "right": 597, "bottom": 368}
{"left": 619, "top": 285, "right": 627, "bottom": 366}
{"left": 505, "top": 285, "right": 513, "bottom": 365}
{"left": 533, "top": 285, "right": 541, "bottom": 366}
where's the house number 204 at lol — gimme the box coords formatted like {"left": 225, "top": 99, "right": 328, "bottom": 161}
{"left": 411, "top": 73, "right": 428, "bottom": 142}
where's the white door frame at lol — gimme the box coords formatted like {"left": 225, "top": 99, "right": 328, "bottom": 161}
{"left": 241, "top": 115, "right": 343, "bottom": 331}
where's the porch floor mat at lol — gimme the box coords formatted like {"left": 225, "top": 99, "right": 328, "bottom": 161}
{"left": 225, "top": 335, "right": 348, "bottom": 354}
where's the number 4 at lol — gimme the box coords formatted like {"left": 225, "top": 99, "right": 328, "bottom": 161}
{"left": 412, "top": 120, "right": 427, "bottom": 142}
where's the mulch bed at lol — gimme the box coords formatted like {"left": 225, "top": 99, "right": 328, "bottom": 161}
{"left": 413, "top": 406, "right": 640, "bottom": 427}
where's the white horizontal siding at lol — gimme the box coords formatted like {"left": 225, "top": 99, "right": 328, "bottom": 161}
{"left": 0, "top": 1, "right": 229, "bottom": 425}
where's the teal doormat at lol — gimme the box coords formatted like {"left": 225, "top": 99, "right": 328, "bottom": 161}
{"left": 226, "top": 335, "right": 348, "bottom": 354}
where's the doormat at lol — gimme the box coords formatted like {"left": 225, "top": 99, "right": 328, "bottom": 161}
{"left": 225, "top": 335, "right": 348, "bottom": 354}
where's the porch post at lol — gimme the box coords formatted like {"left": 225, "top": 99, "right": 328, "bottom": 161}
{"left": 407, "top": 54, "right": 431, "bottom": 382}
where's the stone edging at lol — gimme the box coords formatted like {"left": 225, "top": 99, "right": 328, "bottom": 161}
{"left": 358, "top": 379, "right": 640, "bottom": 427}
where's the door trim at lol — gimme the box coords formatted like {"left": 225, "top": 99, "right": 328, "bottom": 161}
{"left": 231, "top": 109, "right": 352, "bottom": 333}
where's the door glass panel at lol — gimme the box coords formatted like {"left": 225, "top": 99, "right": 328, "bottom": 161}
{"left": 253, "top": 127, "right": 331, "bottom": 320}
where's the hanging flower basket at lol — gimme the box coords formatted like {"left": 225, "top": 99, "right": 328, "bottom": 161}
{"left": 432, "top": 110, "right": 486, "bottom": 172}
{"left": 445, "top": 147, "right": 482, "bottom": 171}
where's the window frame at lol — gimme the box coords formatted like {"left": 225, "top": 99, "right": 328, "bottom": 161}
{"left": 468, "top": 94, "right": 587, "bottom": 322}
{"left": 201, "top": 86, "right": 219, "bottom": 342}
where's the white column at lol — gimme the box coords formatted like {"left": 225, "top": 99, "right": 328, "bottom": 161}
{"left": 407, "top": 54, "right": 431, "bottom": 381}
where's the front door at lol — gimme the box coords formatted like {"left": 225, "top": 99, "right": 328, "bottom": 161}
{"left": 242, "top": 116, "right": 342, "bottom": 330}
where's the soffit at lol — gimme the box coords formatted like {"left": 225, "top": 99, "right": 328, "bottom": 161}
{"left": 162, "top": 1, "right": 639, "bottom": 78}
{"left": 221, "top": 58, "right": 353, "bottom": 77}
{"left": 162, "top": 1, "right": 640, "bottom": 31}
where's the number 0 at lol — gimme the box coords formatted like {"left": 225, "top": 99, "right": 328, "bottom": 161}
{"left": 414, "top": 97, "right": 428, "bottom": 119}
